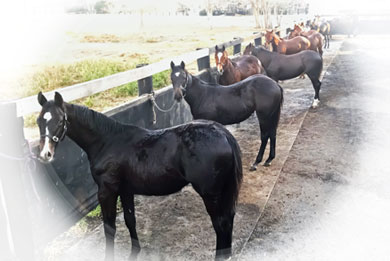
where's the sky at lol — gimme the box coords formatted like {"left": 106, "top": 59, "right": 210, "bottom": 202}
{"left": 1, "top": 0, "right": 390, "bottom": 15}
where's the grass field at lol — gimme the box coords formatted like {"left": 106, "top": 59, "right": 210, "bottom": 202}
{"left": 1, "top": 14, "right": 305, "bottom": 139}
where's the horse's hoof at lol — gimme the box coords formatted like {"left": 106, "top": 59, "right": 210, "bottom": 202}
{"left": 263, "top": 162, "right": 271, "bottom": 167}
{"left": 312, "top": 99, "right": 320, "bottom": 108}
{"left": 249, "top": 165, "right": 257, "bottom": 171}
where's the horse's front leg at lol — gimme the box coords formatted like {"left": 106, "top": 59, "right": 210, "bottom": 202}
{"left": 99, "top": 189, "right": 119, "bottom": 261}
{"left": 120, "top": 193, "right": 141, "bottom": 259}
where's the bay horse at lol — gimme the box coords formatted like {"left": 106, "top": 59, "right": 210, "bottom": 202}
{"left": 215, "top": 45, "right": 263, "bottom": 85}
{"left": 36, "top": 92, "right": 243, "bottom": 260}
{"left": 264, "top": 29, "right": 310, "bottom": 55}
{"left": 289, "top": 24, "right": 324, "bottom": 56}
{"left": 310, "top": 21, "right": 331, "bottom": 48}
{"left": 244, "top": 43, "right": 323, "bottom": 108}
{"left": 170, "top": 61, "right": 283, "bottom": 171}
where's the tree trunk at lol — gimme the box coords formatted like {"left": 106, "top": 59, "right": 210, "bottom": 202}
{"left": 250, "top": 0, "right": 261, "bottom": 28}
{"left": 261, "top": 0, "right": 271, "bottom": 29}
{"left": 207, "top": 0, "right": 213, "bottom": 30}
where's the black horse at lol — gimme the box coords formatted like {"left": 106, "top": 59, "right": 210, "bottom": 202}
{"left": 244, "top": 43, "right": 323, "bottom": 108}
{"left": 36, "top": 92, "right": 243, "bottom": 260}
{"left": 170, "top": 61, "right": 283, "bottom": 171}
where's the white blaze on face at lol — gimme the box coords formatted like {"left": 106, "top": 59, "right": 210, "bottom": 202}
{"left": 43, "top": 112, "right": 52, "bottom": 122}
{"left": 40, "top": 112, "right": 53, "bottom": 161}
{"left": 175, "top": 72, "right": 180, "bottom": 77}
{"left": 216, "top": 52, "right": 223, "bottom": 72}
{"left": 217, "top": 52, "right": 223, "bottom": 62}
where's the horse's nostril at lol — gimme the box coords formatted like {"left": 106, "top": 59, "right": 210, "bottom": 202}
{"left": 47, "top": 151, "right": 52, "bottom": 158}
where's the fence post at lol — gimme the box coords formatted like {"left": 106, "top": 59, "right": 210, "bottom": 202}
{"left": 196, "top": 48, "right": 210, "bottom": 71}
{"left": 233, "top": 37, "right": 241, "bottom": 55}
{"left": 136, "top": 64, "right": 153, "bottom": 96}
{"left": 254, "top": 32, "right": 262, "bottom": 46}
{"left": 0, "top": 102, "right": 34, "bottom": 260}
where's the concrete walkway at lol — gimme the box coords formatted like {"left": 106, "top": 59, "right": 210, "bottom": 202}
{"left": 239, "top": 36, "right": 390, "bottom": 260}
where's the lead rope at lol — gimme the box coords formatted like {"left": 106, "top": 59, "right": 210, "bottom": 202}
{"left": 144, "top": 91, "right": 178, "bottom": 124}
{"left": 0, "top": 139, "right": 41, "bottom": 202}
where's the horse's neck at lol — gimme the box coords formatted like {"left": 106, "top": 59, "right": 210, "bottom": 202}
{"left": 64, "top": 103, "right": 139, "bottom": 157}
{"left": 272, "top": 35, "right": 281, "bottom": 46}
{"left": 271, "top": 41, "right": 279, "bottom": 53}
{"left": 255, "top": 49, "right": 272, "bottom": 68}
{"left": 185, "top": 76, "right": 209, "bottom": 108}
{"left": 221, "top": 59, "right": 237, "bottom": 83}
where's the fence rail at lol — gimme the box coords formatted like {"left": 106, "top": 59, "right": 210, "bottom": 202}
{"left": 9, "top": 33, "right": 263, "bottom": 117}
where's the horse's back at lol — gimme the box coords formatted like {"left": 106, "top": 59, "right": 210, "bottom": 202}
{"left": 283, "top": 36, "right": 310, "bottom": 54}
{"left": 266, "top": 50, "right": 321, "bottom": 80}
{"left": 233, "top": 55, "right": 263, "bottom": 79}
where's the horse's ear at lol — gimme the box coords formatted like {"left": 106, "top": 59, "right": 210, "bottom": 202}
{"left": 222, "top": 45, "right": 225, "bottom": 52}
{"left": 180, "top": 61, "right": 185, "bottom": 69}
{"left": 170, "top": 61, "right": 175, "bottom": 70}
{"left": 215, "top": 45, "right": 219, "bottom": 51}
{"left": 54, "top": 92, "right": 63, "bottom": 107}
{"left": 38, "top": 91, "right": 47, "bottom": 106}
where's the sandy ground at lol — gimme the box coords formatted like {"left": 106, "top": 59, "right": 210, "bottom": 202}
{"left": 42, "top": 35, "right": 343, "bottom": 261}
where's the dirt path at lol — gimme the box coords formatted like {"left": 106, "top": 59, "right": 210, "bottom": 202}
{"left": 44, "top": 38, "right": 344, "bottom": 260}
{"left": 239, "top": 36, "right": 390, "bottom": 260}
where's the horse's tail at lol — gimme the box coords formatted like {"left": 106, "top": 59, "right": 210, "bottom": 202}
{"left": 222, "top": 128, "right": 243, "bottom": 212}
{"left": 274, "top": 85, "right": 284, "bottom": 128}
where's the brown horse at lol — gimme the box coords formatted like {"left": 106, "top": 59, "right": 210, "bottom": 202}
{"left": 215, "top": 45, "right": 263, "bottom": 85}
{"left": 310, "top": 20, "right": 331, "bottom": 48}
{"left": 289, "top": 24, "right": 324, "bottom": 56}
{"left": 265, "top": 29, "right": 310, "bottom": 55}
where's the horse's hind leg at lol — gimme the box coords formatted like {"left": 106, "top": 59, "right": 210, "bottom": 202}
{"left": 307, "top": 75, "right": 322, "bottom": 108}
{"left": 250, "top": 130, "right": 269, "bottom": 171}
{"left": 264, "top": 129, "right": 277, "bottom": 166}
{"left": 202, "top": 195, "right": 234, "bottom": 260}
{"left": 120, "top": 193, "right": 141, "bottom": 259}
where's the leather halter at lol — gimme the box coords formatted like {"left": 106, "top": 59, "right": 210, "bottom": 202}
{"left": 41, "top": 113, "right": 68, "bottom": 143}
{"left": 180, "top": 72, "right": 192, "bottom": 97}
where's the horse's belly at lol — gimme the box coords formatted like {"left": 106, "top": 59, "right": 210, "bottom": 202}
{"left": 271, "top": 63, "right": 303, "bottom": 80}
{"left": 126, "top": 172, "right": 188, "bottom": 196}
{"left": 194, "top": 105, "right": 252, "bottom": 125}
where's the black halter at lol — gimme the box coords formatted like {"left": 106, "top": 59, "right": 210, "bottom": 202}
{"left": 41, "top": 113, "right": 68, "bottom": 143}
{"left": 180, "top": 73, "right": 192, "bottom": 97}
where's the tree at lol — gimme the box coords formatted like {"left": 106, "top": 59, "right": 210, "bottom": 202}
{"left": 205, "top": 0, "right": 214, "bottom": 29}
{"left": 250, "top": 0, "right": 272, "bottom": 29}
{"left": 250, "top": 0, "right": 261, "bottom": 28}
{"left": 94, "top": 1, "right": 108, "bottom": 14}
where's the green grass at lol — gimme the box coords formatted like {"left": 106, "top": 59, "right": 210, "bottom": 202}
{"left": 22, "top": 58, "right": 171, "bottom": 128}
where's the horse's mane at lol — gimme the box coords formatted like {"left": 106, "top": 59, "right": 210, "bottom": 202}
{"left": 69, "top": 103, "right": 129, "bottom": 135}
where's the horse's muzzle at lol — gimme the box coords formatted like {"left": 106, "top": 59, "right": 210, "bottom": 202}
{"left": 216, "top": 65, "right": 224, "bottom": 75}
{"left": 173, "top": 88, "right": 183, "bottom": 102}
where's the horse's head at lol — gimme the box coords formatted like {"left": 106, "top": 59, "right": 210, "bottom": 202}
{"left": 170, "top": 61, "right": 189, "bottom": 102}
{"left": 36, "top": 91, "right": 68, "bottom": 162}
{"left": 265, "top": 29, "right": 276, "bottom": 45}
{"left": 294, "top": 24, "right": 303, "bottom": 32}
{"left": 289, "top": 24, "right": 302, "bottom": 39}
{"left": 214, "top": 45, "right": 228, "bottom": 75}
{"left": 243, "top": 43, "right": 254, "bottom": 55}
